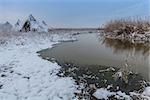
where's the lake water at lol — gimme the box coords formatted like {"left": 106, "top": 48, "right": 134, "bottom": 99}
{"left": 39, "top": 33, "right": 150, "bottom": 81}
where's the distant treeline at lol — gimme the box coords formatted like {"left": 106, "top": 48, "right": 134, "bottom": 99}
{"left": 50, "top": 28, "right": 102, "bottom": 31}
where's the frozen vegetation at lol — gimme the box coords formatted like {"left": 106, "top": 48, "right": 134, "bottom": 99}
{"left": 103, "top": 18, "right": 150, "bottom": 44}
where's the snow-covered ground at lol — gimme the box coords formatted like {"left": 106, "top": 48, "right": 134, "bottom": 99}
{"left": 93, "top": 87, "right": 150, "bottom": 100}
{"left": 0, "top": 32, "right": 78, "bottom": 100}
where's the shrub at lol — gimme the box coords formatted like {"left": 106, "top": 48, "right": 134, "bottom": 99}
{"left": 104, "top": 17, "right": 150, "bottom": 35}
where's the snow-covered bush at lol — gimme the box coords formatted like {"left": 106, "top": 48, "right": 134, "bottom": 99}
{"left": 103, "top": 17, "right": 150, "bottom": 44}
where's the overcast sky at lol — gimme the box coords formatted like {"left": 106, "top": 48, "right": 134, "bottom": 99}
{"left": 0, "top": 0, "right": 149, "bottom": 28}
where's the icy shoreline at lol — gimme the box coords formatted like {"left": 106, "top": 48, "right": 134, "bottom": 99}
{"left": 0, "top": 32, "right": 78, "bottom": 100}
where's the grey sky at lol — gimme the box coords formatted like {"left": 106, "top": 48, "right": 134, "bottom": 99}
{"left": 0, "top": 0, "right": 149, "bottom": 28}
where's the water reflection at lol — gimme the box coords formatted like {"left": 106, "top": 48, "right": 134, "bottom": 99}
{"left": 101, "top": 38, "right": 150, "bottom": 57}
{"left": 99, "top": 36, "right": 150, "bottom": 81}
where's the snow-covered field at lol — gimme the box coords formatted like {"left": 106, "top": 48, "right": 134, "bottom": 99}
{"left": 0, "top": 32, "right": 78, "bottom": 100}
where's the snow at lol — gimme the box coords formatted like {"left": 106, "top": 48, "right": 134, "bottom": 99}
{"left": 93, "top": 88, "right": 131, "bottom": 100}
{"left": 0, "top": 22, "right": 13, "bottom": 33}
{"left": 40, "top": 21, "right": 49, "bottom": 32}
{"left": 115, "top": 91, "right": 131, "bottom": 100}
{"left": 28, "top": 14, "right": 36, "bottom": 22}
{"left": 130, "top": 87, "right": 150, "bottom": 100}
{"left": 142, "top": 87, "right": 150, "bottom": 97}
{"left": 14, "top": 14, "right": 49, "bottom": 32}
{"left": 27, "top": 14, "right": 49, "bottom": 32}
{"left": 0, "top": 32, "right": 78, "bottom": 100}
{"left": 93, "top": 87, "right": 150, "bottom": 100}
{"left": 15, "top": 19, "right": 23, "bottom": 31}
{"left": 93, "top": 88, "right": 115, "bottom": 100}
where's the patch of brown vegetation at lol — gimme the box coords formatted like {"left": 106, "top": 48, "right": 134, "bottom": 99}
{"left": 103, "top": 18, "right": 150, "bottom": 44}
{"left": 104, "top": 18, "right": 150, "bottom": 34}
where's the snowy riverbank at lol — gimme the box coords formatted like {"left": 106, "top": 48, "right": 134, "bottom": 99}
{"left": 0, "top": 31, "right": 149, "bottom": 100}
{"left": 0, "top": 32, "right": 78, "bottom": 100}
